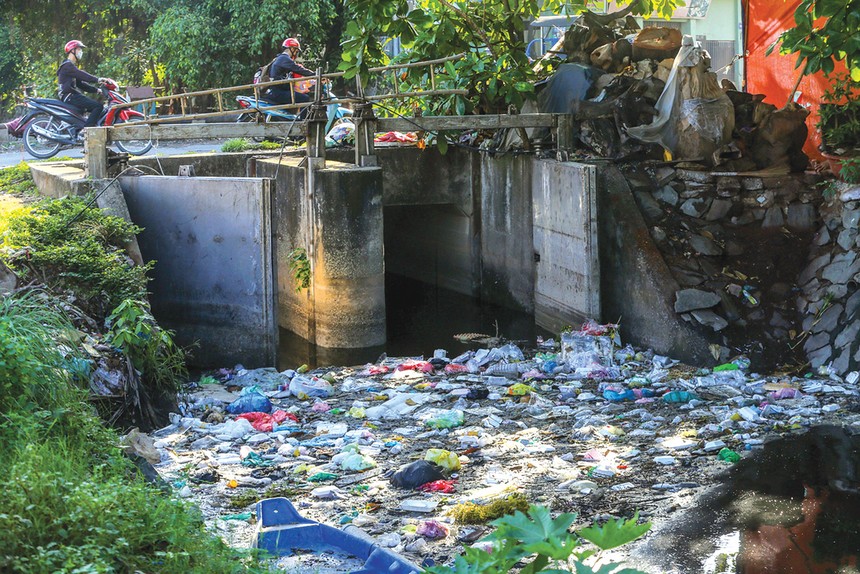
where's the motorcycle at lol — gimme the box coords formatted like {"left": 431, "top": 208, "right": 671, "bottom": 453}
{"left": 20, "top": 79, "right": 153, "bottom": 159}
{"left": 235, "top": 81, "right": 353, "bottom": 139}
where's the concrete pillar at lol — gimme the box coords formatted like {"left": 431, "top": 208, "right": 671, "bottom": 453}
{"left": 310, "top": 164, "right": 386, "bottom": 348}
{"left": 84, "top": 127, "right": 108, "bottom": 179}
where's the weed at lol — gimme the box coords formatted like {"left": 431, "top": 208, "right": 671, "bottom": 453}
{"left": 449, "top": 492, "right": 530, "bottom": 524}
{"left": 0, "top": 162, "right": 38, "bottom": 195}
{"left": 288, "top": 247, "right": 311, "bottom": 291}
{"left": 0, "top": 194, "right": 152, "bottom": 319}
{"left": 106, "top": 299, "right": 187, "bottom": 392}
{"left": 222, "top": 138, "right": 251, "bottom": 152}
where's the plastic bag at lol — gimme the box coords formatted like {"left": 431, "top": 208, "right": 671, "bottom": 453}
{"left": 425, "top": 410, "right": 464, "bottom": 429}
{"left": 289, "top": 375, "right": 334, "bottom": 399}
{"left": 226, "top": 386, "right": 272, "bottom": 414}
{"left": 417, "top": 520, "right": 451, "bottom": 539}
{"left": 417, "top": 479, "right": 458, "bottom": 493}
{"left": 390, "top": 460, "right": 445, "bottom": 489}
{"left": 425, "top": 448, "right": 461, "bottom": 471}
{"left": 663, "top": 390, "right": 699, "bottom": 403}
{"left": 237, "top": 409, "right": 298, "bottom": 432}
{"left": 121, "top": 428, "right": 160, "bottom": 464}
{"left": 341, "top": 452, "right": 377, "bottom": 472}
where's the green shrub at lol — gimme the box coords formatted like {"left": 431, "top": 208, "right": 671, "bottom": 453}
{"left": 106, "top": 299, "right": 187, "bottom": 392}
{"left": 0, "top": 291, "right": 266, "bottom": 574}
{"left": 0, "top": 195, "right": 152, "bottom": 319}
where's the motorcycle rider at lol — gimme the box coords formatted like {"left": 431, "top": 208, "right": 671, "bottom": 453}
{"left": 58, "top": 40, "right": 110, "bottom": 140}
{"left": 264, "top": 38, "right": 316, "bottom": 108}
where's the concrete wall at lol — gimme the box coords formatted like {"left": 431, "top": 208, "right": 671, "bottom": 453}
{"left": 480, "top": 154, "right": 536, "bottom": 313}
{"left": 257, "top": 157, "right": 386, "bottom": 349}
{"left": 118, "top": 176, "right": 277, "bottom": 368}
{"left": 598, "top": 165, "right": 714, "bottom": 365}
{"left": 532, "top": 160, "right": 600, "bottom": 332}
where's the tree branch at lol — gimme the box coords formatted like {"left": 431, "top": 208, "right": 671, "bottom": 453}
{"left": 436, "top": 0, "right": 498, "bottom": 59}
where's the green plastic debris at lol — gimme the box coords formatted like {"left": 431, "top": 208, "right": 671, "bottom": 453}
{"left": 713, "top": 363, "right": 739, "bottom": 372}
{"left": 221, "top": 512, "right": 253, "bottom": 521}
{"left": 329, "top": 408, "right": 345, "bottom": 415}
{"left": 296, "top": 364, "right": 310, "bottom": 373}
{"left": 425, "top": 410, "right": 464, "bottom": 429}
{"left": 663, "top": 391, "right": 699, "bottom": 403}
{"left": 718, "top": 448, "right": 741, "bottom": 463}
{"left": 198, "top": 375, "right": 219, "bottom": 385}
{"left": 308, "top": 472, "right": 340, "bottom": 482}
{"left": 241, "top": 452, "right": 274, "bottom": 468}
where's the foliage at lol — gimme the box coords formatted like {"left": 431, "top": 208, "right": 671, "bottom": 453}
{"left": 450, "top": 492, "right": 530, "bottom": 524}
{"left": 0, "top": 293, "right": 268, "bottom": 573}
{"left": 839, "top": 157, "right": 860, "bottom": 183}
{"left": 427, "top": 505, "right": 650, "bottom": 574}
{"left": 288, "top": 247, "right": 311, "bottom": 291}
{"left": 817, "top": 73, "right": 860, "bottom": 152}
{"left": 339, "top": 0, "right": 681, "bottom": 116}
{"left": 768, "top": 0, "right": 860, "bottom": 81}
{"left": 0, "top": 162, "right": 38, "bottom": 196}
{"left": 0, "top": 194, "right": 152, "bottom": 319}
{"left": 147, "top": 0, "right": 337, "bottom": 91}
{"left": 106, "top": 299, "right": 187, "bottom": 392}
{"left": 222, "top": 138, "right": 252, "bottom": 152}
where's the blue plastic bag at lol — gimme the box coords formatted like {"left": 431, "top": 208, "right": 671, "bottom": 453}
{"left": 226, "top": 385, "right": 273, "bottom": 414}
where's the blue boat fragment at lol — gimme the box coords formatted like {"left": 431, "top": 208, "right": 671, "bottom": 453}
{"left": 254, "top": 497, "right": 423, "bottom": 574}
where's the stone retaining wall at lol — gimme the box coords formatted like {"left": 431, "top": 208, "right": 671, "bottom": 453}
{"left": 797, "top": 185, "right": 860, "bottom": 374}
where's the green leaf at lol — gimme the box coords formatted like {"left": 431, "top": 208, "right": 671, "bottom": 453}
{"left": 577, "top": 513, "right": 651, "bottom": 550}
{"left": 436, "top": 137, "right": 449, "bottom": 155}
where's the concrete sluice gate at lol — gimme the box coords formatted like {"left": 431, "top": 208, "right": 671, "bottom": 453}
{"left": 107, "top": 147, "right": 602, "bottom": 368}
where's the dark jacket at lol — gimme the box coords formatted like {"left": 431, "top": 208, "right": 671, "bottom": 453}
{"left": 269, "top": 52, "right": 314, "bottom": 93}
{"left": 57, "top": 60, "right": 98, "bottom": 100}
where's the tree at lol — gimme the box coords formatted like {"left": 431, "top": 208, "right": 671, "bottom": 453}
{"left": 338, "top": 0, "right": 682, "bottom": 115}
{"left": 768, "top": 0, "right": 860, "bottom": 81}
{"left": 147, "top": 0, "right": 337, "bottom": 91}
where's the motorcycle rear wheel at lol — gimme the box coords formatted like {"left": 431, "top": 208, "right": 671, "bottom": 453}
{"left": 23, "top": 114, "right": 62, "bottom": 159}
{"left": 112, "top": 117, "right": 153, "bottom": 155}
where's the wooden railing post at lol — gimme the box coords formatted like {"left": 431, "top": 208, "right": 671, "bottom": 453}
{"left": 84, "top": 127, "right": 108, "bottom": 179}
{"left": 557, "top": 113, "right": 575, "bottom": 162}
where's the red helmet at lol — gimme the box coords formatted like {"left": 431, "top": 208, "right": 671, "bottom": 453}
{"left": 282, "top": 37, "right": 301, "bottom": 50}
{"left": 65, "top": 40, "right": 86, "bottom": 54}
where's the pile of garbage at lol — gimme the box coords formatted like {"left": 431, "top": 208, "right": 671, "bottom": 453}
{"left": 529, "top": 9, "right": 809, "bottom": 171}
{"left": 135, "top": 320, "right": 860, "bottom": 570}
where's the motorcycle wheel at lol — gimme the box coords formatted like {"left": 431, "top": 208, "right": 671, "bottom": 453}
{"left": 112, "top": 117, "right": 153, "bottom": 155}
{"left": 237, "top": 113, "right": 265, "bottom": 143}
{"left": 22, "top": 114, "right": 62, "bottom": 159}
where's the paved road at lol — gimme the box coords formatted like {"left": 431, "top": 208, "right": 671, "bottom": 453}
{"left": 0, "top": 140, "right": 226, "bottom": 169}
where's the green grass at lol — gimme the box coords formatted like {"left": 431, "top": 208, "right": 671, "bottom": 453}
{"left": 0, "top": 162, "right": 37, "bottom": 195}
{"left": 0, "top": 292, "right": 270, "bottom": 573}
{"left": 221, "top": 138, "right": 289, "bottom": 153}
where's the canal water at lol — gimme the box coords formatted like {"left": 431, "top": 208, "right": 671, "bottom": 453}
{"left": 278, "top": 274, "right": 552, "bottom": 370}
{"left": 637, "top": 425, "right": 860, "bottom": 573}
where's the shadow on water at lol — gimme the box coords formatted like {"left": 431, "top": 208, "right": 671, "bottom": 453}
{"left": 278, "top": 274, "right": 552, "bottom": 369}
{"left": 636, "top": 426, "right": 860, "bottom": 573}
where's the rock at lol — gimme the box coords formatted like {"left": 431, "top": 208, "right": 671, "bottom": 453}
{"left": 651, "top": 227, "right": 667, "bottom": 243}
{"left": 822, "top": 252, "right": 860, "bottom": 284}
{"left": 814, "top": 226, "right": 831, "bottom": 246}
{"left": 770, "top": 311, "right": 791, "bottom": 329}
{"left": 846, "top": 290, "right": 860, "bottom": 319}
{"left": 804, "top": 331, "right": 831, "bottom": 353}
{"left": 753, "top": 191, "right": 775, "bottom": 209}
{"left": 843, "top": 209, "right": 860, "bottom": 230}
{"left": 0, "top": 262, "right": 16, "bottom": 294}
{"left": 798, "top": 253, "right": 831, "bottom": 285}
{"left": 768, "top": 282, "right": 792, "bottom": 300}
{"left": 716, "top": 177, "right": 741, "bottom": 191}
{"left": 828, "top": 284, "right": 848, "bottom": 299}
{"left": 837, "top": 228, "right": 857, "bottom": 251}
{"left": 675, "top": 289, "right": 721, "bottom": 313}
{"left": 681, "top": 184, "right": 712, "bottom": 199}
{"left": 689, "top": 234, "right": 723, "bottom": 256}
{"left": 741, "top": 177, "right": 764, "bottom": 191}
{"left": 681, "top": 198, "right": 708, "bottom": 217}
{"left": 653, "top": 185, "right": 679, "bottom": 206}
{"left": 808, "top": 345, "right": 832, "bottom": 369}
{"left": 635, "top": 191, "right": 665, "bottom": 221}
{"left": 732, "top": 211, "right": 756, "bottom": 226}
{"left": 812, "top": 303, "right": 843, "bottom": 334}
{"left": 654, "top": 166, "right": 676, "bottom": 185}
{"left": 676, "top": 169, "right": 714, "bottom": 184}
{"left": 786, "top": 204, "right": 816, "bottom": 230}
{"left": 690, "top": 309, "right": 728, "bottom": 331}
{"left": 832, "top": 348, "right": 851, "bottom": 375}
{"left": 834, "top": 319, "right": 860, "bottom": 349}
{"left": 673, "top": 269, "right": 706, "bottom": 287}
{"left": 762, "top": 206, "right": 785, "bottom": 228}
{"left": 705, "top": 199, "right": 733, "bottom": 221}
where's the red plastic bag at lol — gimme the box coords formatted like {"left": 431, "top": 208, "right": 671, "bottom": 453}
{"left": 417, "top": 479, "right": 457, "bottom": 493}
{"left": 237, "top": 409, "right": 297, "bottom": 432}
{"left": 444, "top": 363, "right": 469, "bottom": 375}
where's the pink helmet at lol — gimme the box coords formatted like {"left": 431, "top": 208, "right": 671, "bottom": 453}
{"left": 282, "top": 37, "right": 301, "bottom": 50}
{"left": 65, "top": 40, "right": 86, "bottom": 54}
